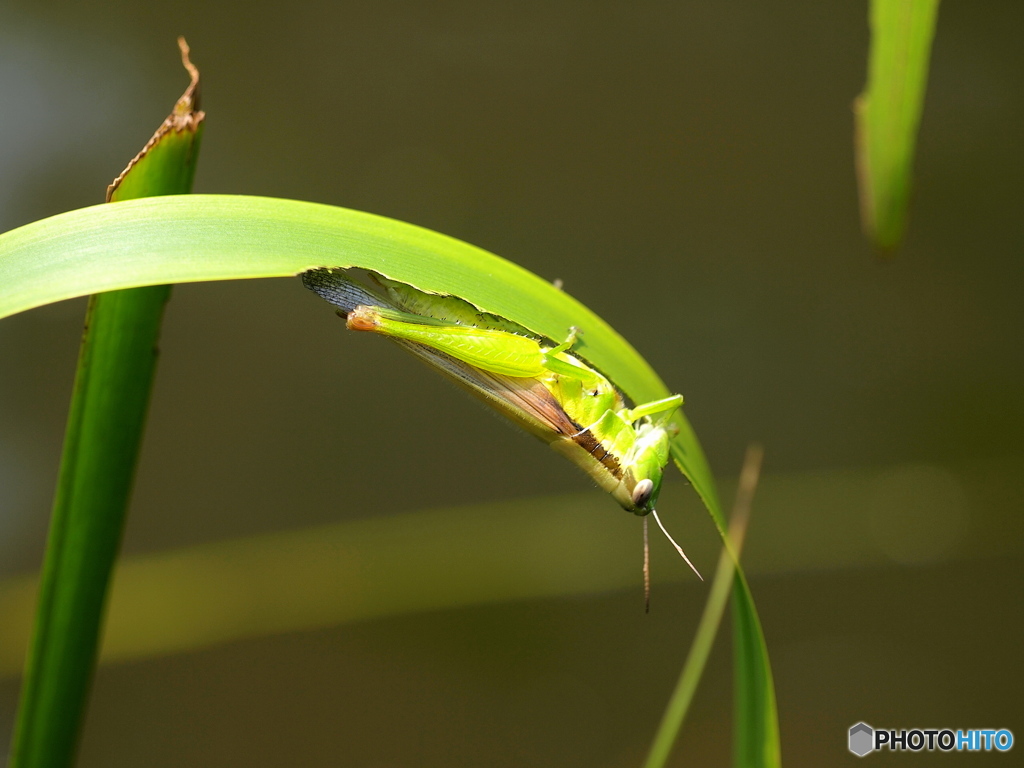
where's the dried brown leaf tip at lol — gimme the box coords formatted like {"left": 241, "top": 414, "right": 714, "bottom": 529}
{"left": 106, "top": 37, "right": 206, "bottom": 202}
{"left": 173, "top": 36, "right": 202, "bottom": 121}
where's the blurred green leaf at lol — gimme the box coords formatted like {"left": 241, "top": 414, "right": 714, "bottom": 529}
{"left": 2, "top": 456, "right": 1017, "bottom": 679}
{"left": 10, "top": 39, "right": 204, "bottom": 768}
{"left": 855, "top": 0, "right": 941, "bottom": 251}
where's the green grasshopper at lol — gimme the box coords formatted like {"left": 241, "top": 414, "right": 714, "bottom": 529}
{"left": 302, "top": 268, "right": 701, "bottom": 595}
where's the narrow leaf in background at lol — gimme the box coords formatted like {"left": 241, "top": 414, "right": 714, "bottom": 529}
{"left": 10, "top": 39, "right": 204, "bottom": 768}
{"left": 855, "top": 0, "right": 941, "bottom": 251}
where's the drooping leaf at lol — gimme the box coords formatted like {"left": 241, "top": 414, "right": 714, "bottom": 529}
{"left": 0, "top": 190, "right": 776, "bottom": 763}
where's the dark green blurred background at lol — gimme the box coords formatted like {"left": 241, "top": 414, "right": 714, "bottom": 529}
{"left": 1, "top": 1, "right": 1021, "bottom": 765}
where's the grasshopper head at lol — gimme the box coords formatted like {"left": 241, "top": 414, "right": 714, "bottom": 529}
{"left": 629, "top": 421, "right": 703, "bottom": 582}
{"left": 623, "top": 421, "right": 672, "bottom": 515}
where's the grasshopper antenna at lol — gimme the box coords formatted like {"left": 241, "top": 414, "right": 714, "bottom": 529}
{"left": 643, "top": 516, "right": 651, "bottom": 613}
{"left": 652, "top": 509, "right": 703, "bottom": 581}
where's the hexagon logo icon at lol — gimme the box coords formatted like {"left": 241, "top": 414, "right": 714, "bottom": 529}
{"left": 849, "top": 722, "right": 874, "bottom": 756}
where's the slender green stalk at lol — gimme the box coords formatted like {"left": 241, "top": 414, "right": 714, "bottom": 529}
{"left": 10, "top": 40, "right": 203, "bottom": 768}
{"left": 645, "top": 446, "right": 768, "bottom": 768}
{"left": 10, "top": 286, "right": 170, "bottom": 766}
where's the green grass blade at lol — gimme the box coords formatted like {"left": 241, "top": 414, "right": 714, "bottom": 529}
{"left": 669, "top": 435, "right": 780, "bottom": 767}
{"left": 855, "top": 0, "right": 941, "bottom": 251}
{"left": 10, "top": 40, "right": 203, "bottom": 768}
{"left": 644, "top": 447, "right": 764, "bottom": 768}
{"left": 731, "top": 573, "right": 781, "bottom": 767}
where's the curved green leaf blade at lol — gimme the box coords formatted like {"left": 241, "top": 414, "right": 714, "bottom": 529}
{"left": 0, "top": 192, "right": 719, "bottom": 535}
{"left": 0, "top": 192, "right": 772, "bottom": 762}
{"left": 0, "top": 195, "right": 664, "bottom": 397}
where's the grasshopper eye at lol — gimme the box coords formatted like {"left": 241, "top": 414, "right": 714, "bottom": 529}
{"left": 631, "top": 478, "right": 655, "bottom": 508}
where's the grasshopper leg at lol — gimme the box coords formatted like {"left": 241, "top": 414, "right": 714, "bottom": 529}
{"left": 622, "top": 394, "right": 684, "bottom": 425}
{"left": 547, "top": 326, "right": 580, "bottom": 356}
